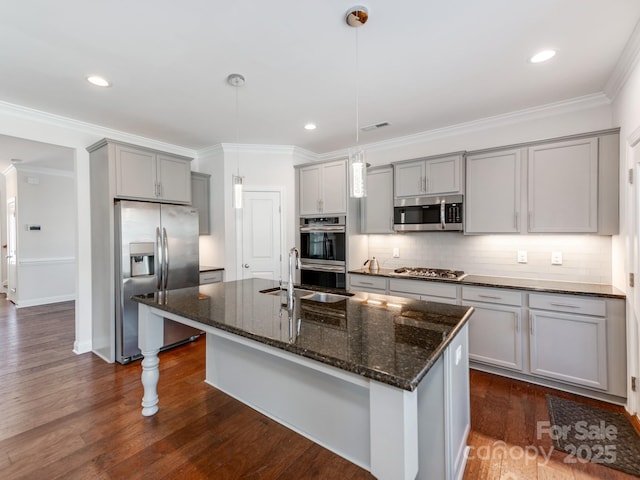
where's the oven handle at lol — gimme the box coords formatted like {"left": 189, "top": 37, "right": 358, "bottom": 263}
{"left": 300, "top": 264, "right": 346, "bottom": 273}
{"left": 300, "top": 226, "right": 346, "bottom": 233}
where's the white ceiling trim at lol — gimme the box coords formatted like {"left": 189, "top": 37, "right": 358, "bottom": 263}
{"left": 2, "top": 163, "right": 75, "bottom": 177}
{"left": 0, "top": 101, "right": 198, "bottom": 158}
{"left": 604, "top": 19, "right": 640, "bottom": 101}
{"left": 317, "top": 92, "right": 612, "bottom": 161}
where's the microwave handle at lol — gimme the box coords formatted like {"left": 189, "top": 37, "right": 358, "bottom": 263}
{"left": 440, "top": 200, "right": 446, "bottom": 230}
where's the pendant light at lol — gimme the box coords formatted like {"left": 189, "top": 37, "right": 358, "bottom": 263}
{"left": 228, "top": 73, "right": 245, "bottom": 209}
{"left": 346, "top": 6, "right": 368, "bottom": 198}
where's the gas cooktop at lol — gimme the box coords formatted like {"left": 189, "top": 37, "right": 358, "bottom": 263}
{"left": 392, "top": 267, "right": 466, "bottom": 281}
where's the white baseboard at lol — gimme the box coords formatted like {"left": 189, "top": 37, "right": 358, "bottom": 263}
{"left": 73, "top": 339, "right": 92, "bottom": 355}
{"left": 14, "top": 294, "right": 76, "bottom": 309}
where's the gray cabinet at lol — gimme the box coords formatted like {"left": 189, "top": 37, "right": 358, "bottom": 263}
{"left": 191, "top": 172, "right": 211, "bottom": 235}
{"left": 528, "top": 137, "right": 598, "bottom": 233}
{"left": 464, "top": 129, "right": 619, "bottom": 235}
{"left": 389, "top": 278, "right": 459, "bottom": 305}
{"left": 394, "top": 153, "right": 463, "bottom": 198}
{"left": 199, "top": 269, "right": 223, "bottom": 284}
{"left": 529, "top": 293, "right": 608, "bottom": 390}
{"left": 462, "top": 286, "right": 523, "bottom": 371}
{"left": 361, "top": 166, "right": 394, "bottom": 234}
{"left": 465, "top": 149, "right": 522, "bottom": 233}
{"left": 299, "top": 160, "right": 347, "bottom": 215}
{"left": 113, "top": 142, "right": 192, "bottom": 204}
{"left": 349, "top": 274, "right": 387, "bottom": 294}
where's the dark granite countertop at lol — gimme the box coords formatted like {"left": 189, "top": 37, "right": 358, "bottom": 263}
{"left": 199, "top": 265, "right": 224, "bottom": 272}
{"left": 348, "top": 268, "right": 625, "bottom": 299}
{"left": 133, "top": 278, "right": 474, "bottom": 391}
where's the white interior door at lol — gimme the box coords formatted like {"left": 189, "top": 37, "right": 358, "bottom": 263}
{"left": 7, "top": 197, "right": 17, "bottom": 303}
{"left": 240, "top": 190, "right": 282, "bottom": 281}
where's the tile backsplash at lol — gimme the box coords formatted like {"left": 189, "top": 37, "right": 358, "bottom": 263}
{"left": 366, "top": 232, "right": 612, "bottom": 284}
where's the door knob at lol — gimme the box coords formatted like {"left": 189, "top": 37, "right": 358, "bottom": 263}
{"left": 244, "top": 264, "right": 250, "bottom": 268}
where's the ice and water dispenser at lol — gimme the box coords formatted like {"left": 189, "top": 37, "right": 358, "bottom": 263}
{"left": 130, "top": 242, "right": 154, "bottom": 277}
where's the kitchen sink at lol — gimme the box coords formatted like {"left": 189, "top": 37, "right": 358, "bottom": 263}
{"left": 300, "top": 292, "right": 347, "bottom": 303}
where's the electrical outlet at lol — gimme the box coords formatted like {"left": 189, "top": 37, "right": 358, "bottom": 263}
{"left": 517, "top": 250, "right": 527, "bottom": 263}
{"left": 551, "top": 251, "right": 563, "bottom": 265}
{"left": 392, "top": 247, "right": 400, "bottom": 258}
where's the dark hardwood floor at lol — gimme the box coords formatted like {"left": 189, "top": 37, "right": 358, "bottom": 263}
{"left": 0, "top": 297, "right": 637, "bottom": 479}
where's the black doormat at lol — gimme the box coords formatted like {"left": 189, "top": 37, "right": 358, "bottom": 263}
{"left": 546, "top": 395, "right": 640, "bottom": 477}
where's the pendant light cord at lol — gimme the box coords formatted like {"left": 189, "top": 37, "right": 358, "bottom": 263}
{"left": 355, "top": 26, "right": 360, "bottom": 148}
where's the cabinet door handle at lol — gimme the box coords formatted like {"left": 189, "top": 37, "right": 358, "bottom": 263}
{"left": 359, "top": 281, "right": 375, "bottom": 286}
{"left": 549, "top": 302, "right": 580, "bottom": 309}
{"left": 528, "top": 210, "right": 532, "bottom": 230}
{"left": 514, "top": 212, "right": 519, "bottom": 230}
{"left": 515, "top": 312, "right": 519, "bottom": 333}
{"left": 478, "top": 294, "right": 502, "bottom": 300}
{"left": 425, "top": 176, "right": 429, "bottom": 193}
{"left": 530, "top": 313, "right": 534, "bottom": 335}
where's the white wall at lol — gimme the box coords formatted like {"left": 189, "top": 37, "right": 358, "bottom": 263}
{"left": 611, "top": 39, "right": 640, "bottom": 418}
{"left": 11, "top": 166, "right": 76, "bottom": 307}
{"left": 0, "top": 101, "right": 197, "bottom": 354}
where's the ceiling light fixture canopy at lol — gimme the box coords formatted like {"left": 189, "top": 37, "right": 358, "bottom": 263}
{"left": 228, "top": 73, "right": 245, "bottom": 209}
{"left": 346, "top": 5, "right": 368, "bottom": 199}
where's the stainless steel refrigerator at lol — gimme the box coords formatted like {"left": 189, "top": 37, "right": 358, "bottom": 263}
{"left": 114, "top": 199, "right": 201, "bottom": 364}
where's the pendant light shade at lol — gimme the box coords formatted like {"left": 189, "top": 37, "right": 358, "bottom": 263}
{"left": 346, "top": 6, "right": 368, "bottom": 198}
{"left": 349, "top": 147, "right": 367, "bottom": 198}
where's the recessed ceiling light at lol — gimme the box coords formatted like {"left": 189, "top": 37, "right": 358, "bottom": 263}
{"left": 87, "top": 75, "right": 110, "bottom": 87}
{"left": 304, "top": 123, "right": 317, "bottom": 131}
{"left": 529, "top": 50, "right": 557, "bottom": 64}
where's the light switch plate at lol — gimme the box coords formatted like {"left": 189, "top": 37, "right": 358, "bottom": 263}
{"left": 551, "top": 251, "right": 563, "bottom": 265}
{"left": 392, "top": 247, "right": 400, "bottom": 258}
{"left": 517, "top": 250, "right": 527, "bottom": 263}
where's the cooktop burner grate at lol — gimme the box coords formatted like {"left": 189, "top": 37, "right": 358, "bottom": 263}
{"left": 392, "top": 267, "right": 465, "bottom": 280}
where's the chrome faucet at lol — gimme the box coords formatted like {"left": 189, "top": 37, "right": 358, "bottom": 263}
{"left": 288, "top": 247, "right": 300, "bottom": 309}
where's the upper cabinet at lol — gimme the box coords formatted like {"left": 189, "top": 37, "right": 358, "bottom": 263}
{"left": 465, "top": 149, "right": 522, "bottom": 234}
{"left": 394, "top": 153, "right": 463, "bottom": 198}
{"left": 191, "top": 172, "right": 211, "bottom": 235}
{"left": 113, "top": 143, "right": 192, "bottom": 204}
{"left": 299, "top": 160, "right": 347, "bottom": 216}
{"left": 464, "top": 130, "right": 619, "bottom": 235}
{"left": 361, "top": 166, "right": 394, "bottom": 234}
{"left": 528, "top": 138, "right": 597, "bottom": 233}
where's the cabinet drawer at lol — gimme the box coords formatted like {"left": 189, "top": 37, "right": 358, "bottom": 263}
{"left": 529, "top": 293, "right": 605, "bottom": 317}
{"left": 349, "top": 274, "right": 387, "bottom": 291}
{"left": 200, "top": 270, "right": 223, "bottom": 285}
{"left": 462, "top": 286, "right": 522, "bottom": 307}
{"left": 389, "top": 278, "right": 458, "bottom": 299}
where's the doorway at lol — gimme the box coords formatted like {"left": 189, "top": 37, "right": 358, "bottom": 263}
{"left": 238, "top": 189, "right": 283, "bottom": 281}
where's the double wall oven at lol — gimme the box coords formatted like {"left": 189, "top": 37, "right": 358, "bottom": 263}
{"left": 299, "top": 216, "right": 346, "bottom": 289}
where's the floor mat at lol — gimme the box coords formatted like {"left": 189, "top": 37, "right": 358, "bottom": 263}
{"left": 546, "top": 395, "right": 640, "bottom": 477}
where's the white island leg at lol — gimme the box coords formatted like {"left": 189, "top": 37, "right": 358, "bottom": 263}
{"left": 138, "top": 304, "right": 164, "bottom": 416}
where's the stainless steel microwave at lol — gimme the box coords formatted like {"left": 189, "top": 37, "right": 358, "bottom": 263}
{"left": 393, "top": 195, "right": 463, "bottom": 232}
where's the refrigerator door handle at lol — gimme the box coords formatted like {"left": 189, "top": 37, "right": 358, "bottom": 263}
{"left": 162, "top": 227, "right": 169, "bottom": 290}
{"left": 155, "top": 227, "right": 163, "bottom": 291}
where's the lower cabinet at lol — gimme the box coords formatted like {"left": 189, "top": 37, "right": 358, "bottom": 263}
{"left": 467, "top": 287, "right": 626, "bottom": 401}
{"left": 349, "top": 274, "right": 388, "bottom": 294}
{"left": 389, "top": 278, "right": 459, "bottom": 305}
{"left": 200, "top": 270, "right": 223, "bottom": 285}
{"left": 529, "top": 293, "right": 608, "bottom": 391}
{"left": 462, "top": 287, "right": 523, "bottom": 371}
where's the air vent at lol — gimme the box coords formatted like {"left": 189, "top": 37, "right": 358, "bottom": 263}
{"left": 361, "top": 122, "right": 390, "bottom": 132}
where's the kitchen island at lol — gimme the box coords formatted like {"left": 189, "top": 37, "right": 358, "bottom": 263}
{"left": 134, "top": 278, "right": 474, "bottom": 480}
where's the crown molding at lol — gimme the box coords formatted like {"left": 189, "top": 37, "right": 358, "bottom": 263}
{"left": 0, "top": 101, "right": 198, "bottom": 158}
{"left": 2, "top": 163, "right": 74, "bottom": 177}
{"left": 319, "top": 93, "right": 612, "bottom": 159}
{"left": 604, "top": 19, "right": 640, "bottom": 101}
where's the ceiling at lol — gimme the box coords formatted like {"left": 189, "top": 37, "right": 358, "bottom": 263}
{"left": 1, "top": 0, "right": 640, "bottom": 166}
